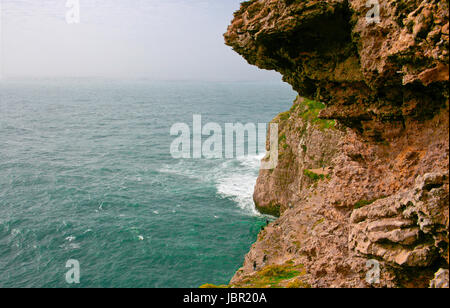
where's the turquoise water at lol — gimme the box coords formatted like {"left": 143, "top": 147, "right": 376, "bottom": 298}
{"left": 0, "top": 79, "right": 295, "bottom": 288}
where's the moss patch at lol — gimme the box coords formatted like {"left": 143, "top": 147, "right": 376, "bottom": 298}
{"left": 232, "top": 261, "right": 306, "bottom": 288}
{"left": 199, "top": 283, "right": 229, "bottom": 289}
{"left": 278, "top": 111, "right": 291, "bottom": 121}
{"left": 287, "top": 278, "right": 311, "bottom": 288}
{"left": 298, "top": 98, "right": 336, "bottom": 131}
{"left": 303, "top": 169, "right": 326, "bottom": 181}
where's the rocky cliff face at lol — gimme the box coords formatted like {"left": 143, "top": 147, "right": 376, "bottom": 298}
{"left": 224, "top": 0, "right": 449, "bottom": 288}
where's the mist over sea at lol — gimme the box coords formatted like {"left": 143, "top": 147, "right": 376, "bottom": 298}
{"left": 0, "top": 79, "right": 295, "bottom": 287}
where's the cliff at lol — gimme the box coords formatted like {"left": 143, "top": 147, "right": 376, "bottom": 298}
{"left": 224, "top": 0, "right": 449, "bottom": 288}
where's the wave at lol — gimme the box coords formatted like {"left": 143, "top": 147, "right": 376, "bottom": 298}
{"left": 158, "top": 153, "right": 265, "bottom": 216}
{"left": 215, "top": 172, "right": 259, "bottom": 215}
{"left": 216, "top": 153, "right": 265, "bottom": 216}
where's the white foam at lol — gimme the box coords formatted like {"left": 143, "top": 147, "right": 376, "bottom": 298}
{"left": 159, "top": 153, "right": 266, "bottom": 216}
{"left": 236, "top": 152, "right": 266, "bottom": 169}
{"left": 216, "top": 172, "right": 259, "bottom": 215}
{"left": 69, "top": 243, "right": 80, "bottom": 250}
{"left": 215, "top": 154, "right": 265, "bottom": 216}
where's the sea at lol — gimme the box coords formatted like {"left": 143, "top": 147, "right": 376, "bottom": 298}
{"left": 0, "top": 79, "right": 295, "bottom": 287}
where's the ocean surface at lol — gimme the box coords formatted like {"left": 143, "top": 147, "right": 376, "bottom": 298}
{"left": 0, "top": 79, "right": 295, "bottom": 287}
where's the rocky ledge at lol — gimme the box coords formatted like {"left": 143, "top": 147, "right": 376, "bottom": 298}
{"left": 224, "top": 0, "right": 448, "bottom": 288}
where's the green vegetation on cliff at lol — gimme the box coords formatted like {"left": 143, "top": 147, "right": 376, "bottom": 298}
{"left": 275, "top": 97, "right": 336, "bottom": 132}
{"left": 303, "top": 169, "right": 326, "bottom": 181}
{"left": 296, "top": 98, "right": 336, "bottom": 131}
{"left": 201, "top": 260, "right": 308, "bottom": 289}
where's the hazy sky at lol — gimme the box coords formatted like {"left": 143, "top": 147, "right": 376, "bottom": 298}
{"left": 0, "top": 0, "right": 280, "bottom": 80}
